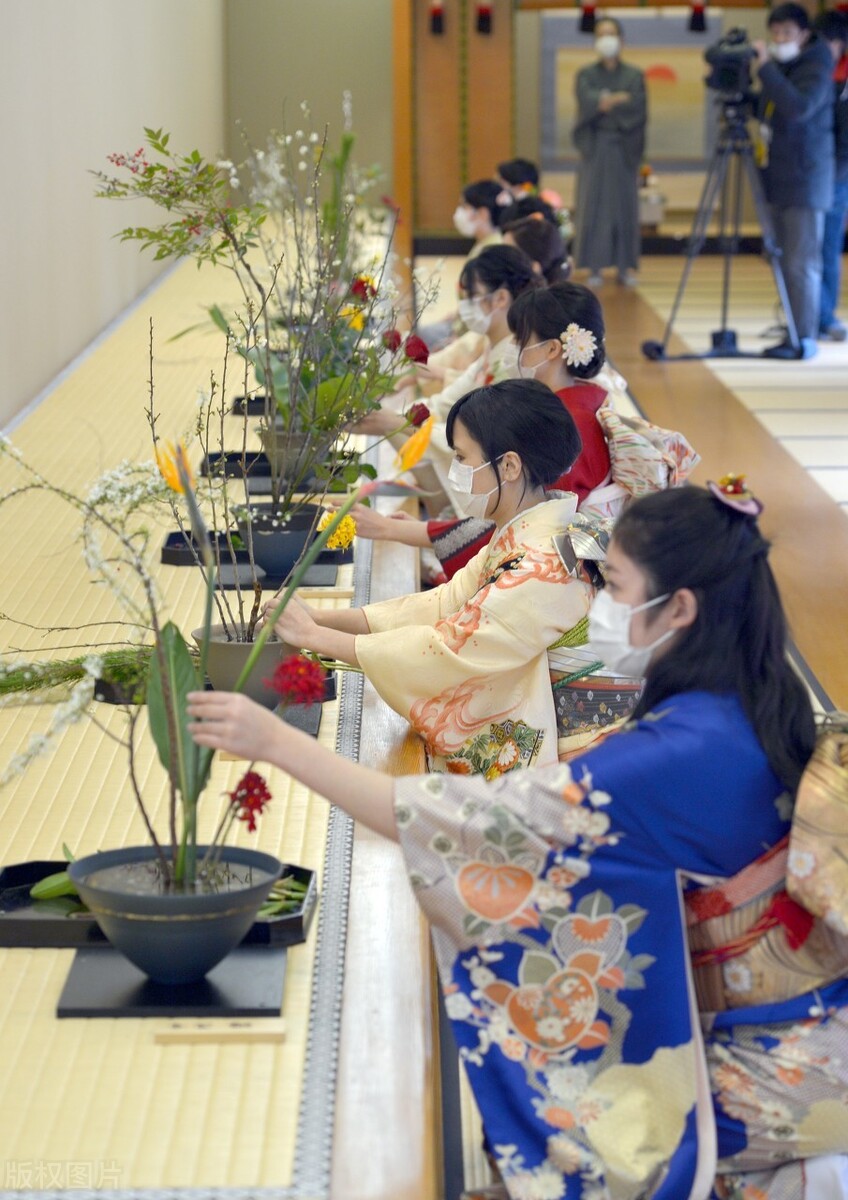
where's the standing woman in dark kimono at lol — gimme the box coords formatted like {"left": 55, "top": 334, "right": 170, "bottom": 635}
{"left": 573, "top": 18, "right": 647, "bottom": 286}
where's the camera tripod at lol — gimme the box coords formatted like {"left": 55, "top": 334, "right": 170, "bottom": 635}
{"left": 642, "top": 100, "right": 800, "bottom": 361}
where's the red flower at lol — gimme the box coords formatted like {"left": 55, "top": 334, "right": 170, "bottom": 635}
{"left": 229, "top": 770, "right": 272, "bottom": 833}
{"left": 382, "top": 329, "right": 402, "bottom": 353}
{"left": 407, "top": 402, "right": 431, "bottom": 428}
{"left": 350, "top": 274, "right": 377, "bottom": 302}
{"left": 381, "top": 194, "right": 401, "bottom": 215}
{"left": 403, "top": 334, "right": 430, "bottom": 365}
{"left": 264, "top": 653, "right": 327, "bottom": 706}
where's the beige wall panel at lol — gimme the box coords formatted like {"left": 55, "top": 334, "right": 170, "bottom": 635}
{"left": 514, "top": 10, "right": 541, "bottom": 167}
{"left": 224, "top": 0, "right": 394, "bottom": 195}
{"left": 0, "top": 0, "right": 226, "bottom": 428}
{"left": 413, "top": 0, "right": 464, "bottom": 232}
{"left": 466, "top": 0, "right": 514, "bottom": 183}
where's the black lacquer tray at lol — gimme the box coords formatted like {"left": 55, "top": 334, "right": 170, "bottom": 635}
{"left": 57, "top": 944, "right": 288, "bottom": 1018}
{"left": 230, "top": 394, "right": 271, "bottom": 417}
{"left": 160, "top": 530, "right": 353, "bottom": 576}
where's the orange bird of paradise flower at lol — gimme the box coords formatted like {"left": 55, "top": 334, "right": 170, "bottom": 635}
{"left": 155, "top": 441, "right": 196, "bottom": 495}
{"left": 395, "top": 415, "right": 434, "bottom": 474}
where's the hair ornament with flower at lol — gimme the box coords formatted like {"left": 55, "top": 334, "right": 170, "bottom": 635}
{"left": 560, "top": 322, "right": 597, "bottom": 368}
{"left": 708, "top": 473, "right": 763, "bottom": 518}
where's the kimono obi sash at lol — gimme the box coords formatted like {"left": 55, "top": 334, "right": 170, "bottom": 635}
{"left": 547, "top": 621, "right": 642, "bottom": 759}
{"left": 684, "top": 836, "right": 848, "bottom": 1014}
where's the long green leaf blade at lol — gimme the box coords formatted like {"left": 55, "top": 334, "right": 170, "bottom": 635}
{"left": 147, "top": 623, "right": 204, "bottom": 805}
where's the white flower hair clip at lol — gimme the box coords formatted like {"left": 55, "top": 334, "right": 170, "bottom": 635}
{"left": 560, "top": 323, "right": 597, "bottom": 368}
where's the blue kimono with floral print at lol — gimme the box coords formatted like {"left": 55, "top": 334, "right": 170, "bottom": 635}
{"left": 394, "top": 692, "right": 848, "bottom": 1200}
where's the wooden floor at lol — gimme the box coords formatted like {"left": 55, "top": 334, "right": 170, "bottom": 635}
{"left": 599, "top": 257, "right": 848, "bottom": 712}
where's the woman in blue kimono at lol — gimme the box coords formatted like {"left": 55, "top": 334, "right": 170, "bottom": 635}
{"left": 188, "top": 484, "right": 848, "bottom": 1200}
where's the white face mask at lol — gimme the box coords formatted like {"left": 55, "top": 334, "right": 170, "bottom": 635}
{"left": 586, "top": 589, "right": 674, "bottom": 678}
{"left": 595, "top": 34, "right": 621, "bottom": 59}
{"left": 458, "top": 296, "right": 493, "bottom": 335}
{"left": 453, "top": 206, "right": 479, "bottom": 238}
{"left": 447, "top": 456, "right": 503, "bottom": 520}
{"left": 517, "top": 340, "right": 549, "bottom": 380}
{"left": 769, "top": 40, "right": 800, "bottom": 62}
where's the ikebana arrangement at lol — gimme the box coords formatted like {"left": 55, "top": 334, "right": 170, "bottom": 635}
{"left": 0, "top": 403, "right": 432, "bottom": 983}
{"left": 0, "top": 99, "right": 436, "bottom": 987}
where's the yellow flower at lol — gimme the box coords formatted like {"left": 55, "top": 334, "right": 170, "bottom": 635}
{"left": 318, "top": 511, "right": 357, "bottom": 550}
{"left": 339, "top": 304, "right": 366, "bottom": 332}
{"left": 395, "top": 415, "right": 434, "bottom": 473}
{"left": 155, "top": 441, "right": 195, "bottom": 495}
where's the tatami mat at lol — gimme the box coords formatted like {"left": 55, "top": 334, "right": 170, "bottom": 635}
{"left": 0, "top": 259, "right": 351, "bottom": 1190}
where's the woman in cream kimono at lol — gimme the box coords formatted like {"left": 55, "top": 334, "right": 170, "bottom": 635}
{"left": 272, "top": 379, "right": 593, "bottom": 775}
{"left": 190, "top": 483, "right": 848, "bottom": 1200}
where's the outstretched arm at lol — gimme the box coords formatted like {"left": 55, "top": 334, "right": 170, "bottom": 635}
{"left": 186, "top": 691, "right": 399, "bottom": 841}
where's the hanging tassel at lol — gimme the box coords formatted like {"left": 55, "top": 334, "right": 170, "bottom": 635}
{"left": 579, "top": 3, "right": 596, "bottom": 34}
{"left": 688, "top": 2, "right": 707, "bottom": 32}
{"left": 476, "top": 3, "right": 492, "bottom": 34}
{"left": 430, "top": 1, "right": 444, "bottom": 35}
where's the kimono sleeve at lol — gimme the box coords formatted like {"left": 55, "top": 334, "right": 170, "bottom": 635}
{"left": 356, "top": 556, "right": 590, "bottom": 732}
{"left": 612, "top": 67, "right": 647, "bottom": 136}
{"left": 427, "top": 353, "right": 487, "bottom": 423}
{"left": 362, "top": 544, "right": 491, "bottom": 633}
{"left": 393, "top": 765, "right": 585, "bottom": 948}
{"left": 418, "top": 331, "right": 487, "bottom": 398}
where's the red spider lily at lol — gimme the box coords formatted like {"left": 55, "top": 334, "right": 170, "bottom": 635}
{"left": 229, "top": 770, "right": 272, "bottom": 833}
{"left": 407, "top": 402, "right": 431, "bottom": 428}
{"left": 382, "top": 329, "right": 402, "bottom": 353}
{"left": 264, "top": 654, "right": 327, "bottom": 707}
{"left": 403, "top": 334, "right": 430, "bottom": 365}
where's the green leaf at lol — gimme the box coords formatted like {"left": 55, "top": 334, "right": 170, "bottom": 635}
{"left": 146, "top": 623, "right": 207, "bottom": 806}
{"left": 617, "top": 903, "right": 648, "bottom": 934}
{"left": 208, "top": 304, "right": 231, "bottom": 336}
{"left": 577, "top": 889, "right": 614, "bottom": 918}
{"left": 628, "top": 953, "right": 657, "bottom": 972}
{"left": 519, "top": 951, "right": 558, "bottom": 986}
{"left": 462, "top": 914, "right": 490, "bottom": 939}
{"left": 30, "top": 870, "right": 77, "bottom": 900}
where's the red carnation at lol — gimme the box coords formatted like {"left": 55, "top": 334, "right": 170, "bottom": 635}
{"left": 229, "top": 770, "right": 272, "bottom": 833}
{"left": 407, "top": 402, "right": 431, "bottom": 428}
{"left": 350, "top": 274, "right": 377, "bottom": 302}
{"left": 403, "top": 334, "right": 430, "bottom": 365}
{"left": 382, "top": 329, "right": 402, "bottom": 353}
{"left": 264, "top": 653, "right": 327, "bottom": 707}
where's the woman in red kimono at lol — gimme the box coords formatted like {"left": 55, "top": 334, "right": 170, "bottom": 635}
{"left": 507, "top": 282, "right": 612, "bottom": 507}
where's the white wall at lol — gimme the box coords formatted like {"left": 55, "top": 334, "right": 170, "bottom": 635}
{"left": 0, "top": 0, "right": 226, "bottom": 427}
{"left": 223, "top": 0, "right": 394, "bottom": 193}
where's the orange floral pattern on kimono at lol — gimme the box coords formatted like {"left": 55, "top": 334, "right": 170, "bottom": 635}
{"left": 357, "top": 498, "right": 592, "bottom": 773}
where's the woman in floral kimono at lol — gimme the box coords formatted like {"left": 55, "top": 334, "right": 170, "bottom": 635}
{"left": 189, "top": 483, "right": 848, "bottom": 1199}
{"left": 272, "top": 379, "right": 595, "bottom": 775}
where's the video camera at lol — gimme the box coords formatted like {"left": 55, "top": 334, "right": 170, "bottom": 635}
{"left": 704, "top": 27, "right": 756, "bottom": 103}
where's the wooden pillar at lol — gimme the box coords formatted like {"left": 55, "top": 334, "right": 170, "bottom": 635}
{"left": 394, "top": 0, "right": 515, "bottom": 240}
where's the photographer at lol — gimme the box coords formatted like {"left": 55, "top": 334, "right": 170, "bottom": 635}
{"left": 753, "top": 2, "right": 835, "bottom": 359}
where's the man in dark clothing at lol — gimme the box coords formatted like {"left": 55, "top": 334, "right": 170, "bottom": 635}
{"left": 754, "top": 3, "right": 835, "bottom": 359}
{"left": 814, "top": 10, "right": 848, "bottom": 341}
